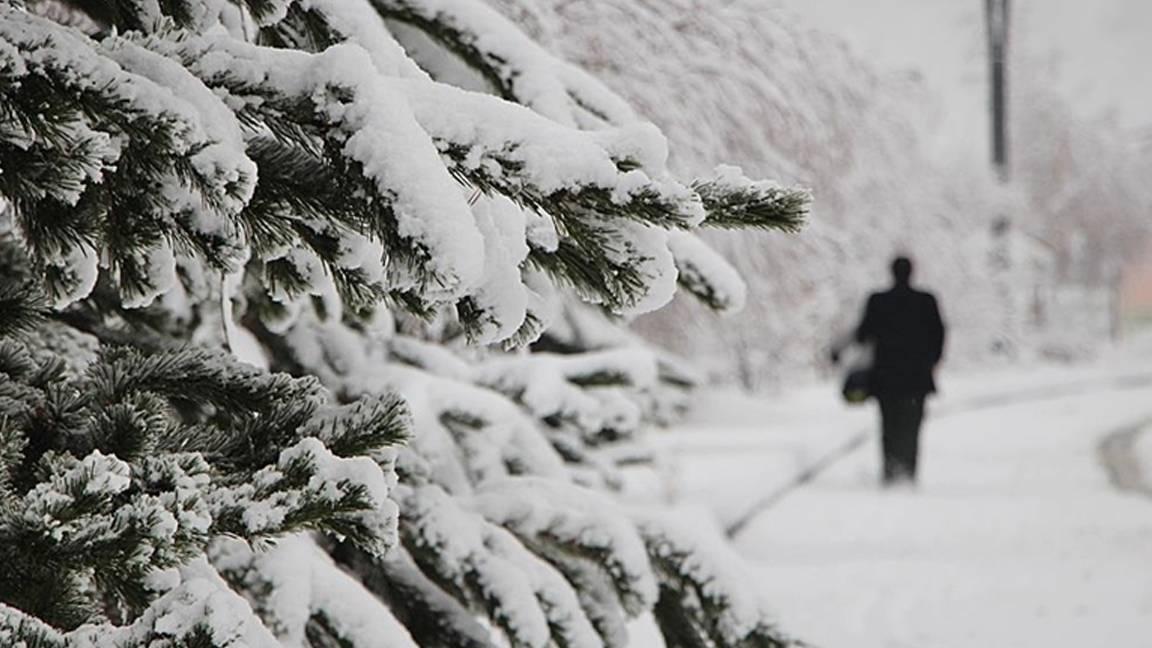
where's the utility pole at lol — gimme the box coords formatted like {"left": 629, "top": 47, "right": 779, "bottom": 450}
{"left": 985, "top": 0, "right": 1011, "bottom": 182}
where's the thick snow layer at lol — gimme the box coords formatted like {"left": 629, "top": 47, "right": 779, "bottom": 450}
{"left": 71, "top": 558, "right": 280, "bottom": 648}
{"left": 380, "top": 0, "right": 638, "bottom": 128}
{"left": 286, "top": 44, "right": 487, "bottom": 298}
{"left": 10, "top": 9, "right": 250, "bottom": 204}
{"left": 44, "top": 243, "right": 99, "bottom": 309}
{"left": 119, "top": 242, "right": 178, "bottom": 309}
{"left": 391, "top": 362, "right": 570, "bottom": 484}
{"left": 665, "top": 230, "right": 747, "bottom": 314}
{"left": 634, "top": 511, "right": 781, "bottom": 646}
{"left": 292, "top": 0, "right": 430, "bottom": 79}
{"left": 221, "top": 437, "right": 398, "bottom": 556}
{"left": 210, "top": 533, "right": 420, "bottom": 646}
{"left": 465, "top": 195, "right": 532, "bottom": 343}
{"left": 285, "top": 318, "right": 575, "bottom": 489}
{"left": 398, "top": 80, "right": 702, "bottom": 229}
{"left": 472, "top": 347, "right": 658, "bottom": 436}
{"left": 138, "top": 32, "right": 488, "bottom": 299}
{"left": 641, "top": 342, "right": 1152, "bottom": 648}
{"left": 1, "top": 9, "right": 252, "bottom": 306}
{"left": 603, "top": 221, "right": 677, "bottom": 317}
{"left": 397, "top": 484, "right": 556, "bottom": 647}
{"left": 307, "top": 542, "right": 420, "bottom": 648}
{"left": 470, "top": 476, "right": 659, "bottom": 614}
{"left": 101, "top": 35, "right": 256, "bottom": 217}
{"left": 388, "top": 336, "right": 473, "bottom": 381}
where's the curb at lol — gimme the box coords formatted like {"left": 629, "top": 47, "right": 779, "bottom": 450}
{"left": 1098, "top": 420, "right": 1152, "bottom": 498}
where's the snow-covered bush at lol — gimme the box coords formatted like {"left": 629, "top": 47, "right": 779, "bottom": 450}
{"left": 0, "top": 0, "right": 807, "bottom": 645}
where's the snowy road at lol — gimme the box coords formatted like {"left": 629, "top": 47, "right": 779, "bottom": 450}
{"left": 645, "top": 350, "right": 1152, "bottom": 648}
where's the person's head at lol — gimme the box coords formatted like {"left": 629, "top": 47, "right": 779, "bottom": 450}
{"left": 891, "top": 256, "right": 913, "bottom": 286}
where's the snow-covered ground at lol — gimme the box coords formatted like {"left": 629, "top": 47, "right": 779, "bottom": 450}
{"left": 636, "top": 336, "right": 1152, "bottom": 647}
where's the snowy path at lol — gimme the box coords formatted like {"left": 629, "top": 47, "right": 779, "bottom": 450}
{"left": 641, "top": 348, "right": 1152, "bottom": 648}
{"left": 725, "top": 370, "right": 1152, "bottom": 537}
{"left": 736, "top": 386, "right": 1152, "bottom": 648}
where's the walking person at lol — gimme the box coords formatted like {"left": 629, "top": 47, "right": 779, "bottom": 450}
{"left": 852, "top": 256, "right": 946, "bottom": 485}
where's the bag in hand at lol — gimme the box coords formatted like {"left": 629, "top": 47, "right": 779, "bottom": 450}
{"left": 841, "top": 367, "right": 872, "bottom": 404}
{"left": 832, "top": 336, "right": 873, "bottom": 405}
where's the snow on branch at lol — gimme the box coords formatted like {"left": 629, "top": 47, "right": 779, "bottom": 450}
{"left": 0, "top": 603, "right": 67, "bottom": 648}
{"left": 473, "top": 348, "right": 657, "bottom": 439}
{"left": 381, "top": 362, "right": 570, "bottom": 487}
{"left": 456, "top": 194, "right": 533, "bottom": 345}
{"left": 403, "top": 80, "right": 702, "bottom": 230}
{"left": 470, "top": 477, "right": 659, "bottom": 621}
{"left": 212, "top": 534, "right": 420, "bottom": 647}
{"left": 397, "top": 483, "right": 566, "bottom": 648}
{"left": 68, "top": 559, "right": 281, "bottom": 648}
{"left": 332, "top": 543, "right": 497, "bottom": 647}
{"left": 380, "top": 6, "right": 805, "bottom": 319}
{"left": 308, "top": 541, "right": 421, "bottom": 647}
{"left": 256, "top": 0, "right": 429, "bottom": 79}
{"left": 373, "top": 0, "right": 637, "bottom": 128}
{"left": 0, "top": 337, "right": 409, "bottom": 633}
{"left": 131, "top": 30, "right": 487, "bottom": 305}
{"left": 210, "top": 437, "right": 399, "bottom": 555}
{"left": 636, "top": 514, "right": 798, "bottom": 648}
{"left": 667, "top": 231, "right": 749, "bottom": 314}
{"left": 1, "top": 1, "right": 813, "bottom": 646}
{"left": 0, "top": 9, "right": 256, "bottom": 308}
{"left": 693, "top": 165, "right": 810, "bottom": 233}
{"left": 389, "top": 334, "right": 656, "bottom": 478}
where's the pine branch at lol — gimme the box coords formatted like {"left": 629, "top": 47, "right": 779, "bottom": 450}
{"left": 256, "top": 1, "right": 344, "bottom": 52}
{"left": 638, "top": 517, "right": 802, "bottom": 648}
{"left": 1, "top": 338, "right": 407, "bottom": 632}
{"left": 204, "top": 430, "right": 398, "bottom": 555}
{"left": 1, "top": 13, "right": 255, "bottom": 307}
{"left": 372, "top": 0, "right": 515, "bottom": 102}
{"left": 130, "top": 30, "right": 479, "bottom": 305}
{"left": 369, "top": 0, "right": 635, "bottom": 127}
{"left": 410, "top": 84, "right": 703, "bottom": 232}
{"left": 667, "top": 231, "right": 748, "bottom": 314}
{"left": 469, "top": 478, "right": 657, "bottom": 618}
{"left": 0, "top": 281, "right": 48, "bottom": 338}
{"left": 526, "top": 220, "right": 650, "bottom": 314}
{"left": 329, "top": 543, "right": 498, "bottom": 648}
{"left": 692, "top": 168, "right": 810, "bottom": 233}
{"left": 0, "top": 604, "right": 69, "bottom": 648}
{"left": 300, "top": 393, "right": 412, "bottom": 459}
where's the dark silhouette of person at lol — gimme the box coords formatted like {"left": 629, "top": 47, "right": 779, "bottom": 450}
{"left": 854, "top": 256, "right": 946, "bottom": 485}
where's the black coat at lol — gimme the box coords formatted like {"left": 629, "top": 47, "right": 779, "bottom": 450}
{"left": 855, "top": 285, "right": 945, "bottom": 397}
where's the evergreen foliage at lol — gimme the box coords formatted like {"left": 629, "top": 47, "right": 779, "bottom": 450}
{"left": 0, "top": 0, "right": 809, "bottom": 645}
{"left": 0, "top": 334, "right": 406, "bottom": 642}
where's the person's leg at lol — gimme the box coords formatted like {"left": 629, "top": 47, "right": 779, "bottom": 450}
{"left": 878, "top": 397, "right": 899, "bottom": 484}
{"left": 905, "top": 397, "right": 925, "bottom": 480}
{"left": 883, "top": 397, "right": 920, "bottom": 483}
{"left": 886, "top": 398, "right": 912, "bottom": 482}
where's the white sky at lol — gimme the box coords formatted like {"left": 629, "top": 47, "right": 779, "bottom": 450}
{"left": 772, "top": 0, "right": 1152, "bottom": 163}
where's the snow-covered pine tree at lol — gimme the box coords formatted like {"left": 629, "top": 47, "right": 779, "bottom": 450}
{"left": 0, "top": 0, "right": 810, "bottom": 646}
